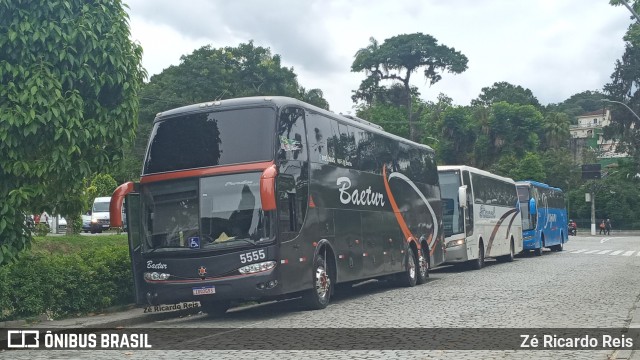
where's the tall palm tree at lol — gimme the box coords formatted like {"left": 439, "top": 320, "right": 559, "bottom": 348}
{"left": 543, "top": 112, "right": 570, "bottom": 149}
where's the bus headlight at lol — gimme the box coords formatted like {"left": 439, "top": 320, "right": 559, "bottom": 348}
{"left": 239, "top": 261, "right": 276, "bottom": 274}
{"left": 144, "top": 272, "right": 171, "bottom": 281}
{"left": 446, "top": 239, "right": 465, "bottom": 248}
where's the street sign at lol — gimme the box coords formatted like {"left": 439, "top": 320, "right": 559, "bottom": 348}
{"left": 582, "top": 164, "right": 601, "bottom": 180}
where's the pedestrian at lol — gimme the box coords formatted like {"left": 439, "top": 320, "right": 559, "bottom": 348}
{"left": 599, "top": 220, "right": 606, "bottom": 235}
{"left": 605, "top": 218, "right": 612, "bottom": 235}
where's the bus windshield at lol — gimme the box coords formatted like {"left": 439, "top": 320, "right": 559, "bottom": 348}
{"left": 438, "top": 171, "right": 464, "bottom": 237}
{"left": 141, "top": 173, "right": 274, "bottom": 252}
{"left": 144, "top": 107, "right": 276, "bottom": 175}
{"left": 517, "top": 185, "right": 534, "bottom": 231}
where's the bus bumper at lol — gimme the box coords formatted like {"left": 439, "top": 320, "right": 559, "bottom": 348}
{"left": 522, "top": 237, "right": 539, "bottom": 250}
{"left": 444, "top": 245, "right": 468, "bottom": 263}
{"left": 143, "top": 269, "right": 282, "bottom": 305}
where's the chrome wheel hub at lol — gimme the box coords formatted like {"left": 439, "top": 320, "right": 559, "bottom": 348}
{"left": 419, "top": 254, "right": 428, "bottom": 278}
{"left": 315, "top": 266, "right": 330, "bottom": 299}
{"left": 408, "top": 252, "right": 416, "bottom": 279}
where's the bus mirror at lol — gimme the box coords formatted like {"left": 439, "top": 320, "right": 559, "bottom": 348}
{"left": 260, "top": 164, "right": 278, "bottom": 211}
{"left": 458, "top": 186, "right": 468, "bottom": 208}
{"left": 111, "top": 182, "right": 135, "bottom": 227}
{"left": 529, "top": 198, "right": 537, "bottom": 215}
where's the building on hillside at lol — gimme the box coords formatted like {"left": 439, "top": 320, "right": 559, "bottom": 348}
{"left": 568, "top": 109, "right": 628, "bottom": 167}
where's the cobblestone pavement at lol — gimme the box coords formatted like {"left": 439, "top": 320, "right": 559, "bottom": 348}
{"left": 4, "top": 234, "right": 640, "bottom": 359}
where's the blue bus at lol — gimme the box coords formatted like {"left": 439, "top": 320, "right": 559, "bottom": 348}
{"left": 516, "top": 181, "right": 568, "bottom": 255}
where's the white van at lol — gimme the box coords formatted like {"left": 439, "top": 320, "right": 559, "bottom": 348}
{"left": 91, "top": 197, "right": 111, "bottom": 233}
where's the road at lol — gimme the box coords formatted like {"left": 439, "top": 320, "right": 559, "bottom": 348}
{"left": 6, "top": 234, "right": 640, "bottom": 359}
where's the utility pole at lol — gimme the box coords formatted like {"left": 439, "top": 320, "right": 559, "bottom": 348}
{"left": 590, "top": 191, "right": 596, "bottom": 236}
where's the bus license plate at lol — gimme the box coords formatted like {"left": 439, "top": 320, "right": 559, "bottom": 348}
{"left": 192, "top": 286, "right": 215, "bottom": 296}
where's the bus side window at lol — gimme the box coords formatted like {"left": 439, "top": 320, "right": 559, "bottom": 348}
{"left": 278, "top": 107, "right": 307, "bottom": 162}
{"left": 306, "top": 111, "right": 332, "bottom": 164}
{"left": 277, "top": 106, "right": 309, "bottom": 235}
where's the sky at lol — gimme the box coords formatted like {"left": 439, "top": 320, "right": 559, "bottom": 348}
{"left": 125, "top": 0, "right": 634, "bottom": 114}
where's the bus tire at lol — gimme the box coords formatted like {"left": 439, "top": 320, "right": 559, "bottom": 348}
{"left": 416, "top": 247, "right": 429, "bottom": 285}
{"left": 498, "top": 238, "right": 515, "bottom": 262}
{"left": 396, "top": 246, "right": 418, "bottom": 287}
{"left": 534, "top": 239, "right": 544, "bottom": 256}
{"left": 552, "top": 238, "right": 564, "bottom": 252}
{"left": 201, "top": 300, "right": 230, "bottom": 317}
{"left": 471, "top": 242, "right": 485, "bottom": 270}
{"left": 303, "top": 254, "right": 332, "bottom": 310}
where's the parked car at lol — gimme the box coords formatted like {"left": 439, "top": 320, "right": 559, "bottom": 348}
{"left": 82, "top": 213, "right": 92, "bottom": 233}
{"left": 91, "top": 197, "right": 111, "bottom": 233}
{"left": 41, "top": 212, "right": 67, "bottom": 233}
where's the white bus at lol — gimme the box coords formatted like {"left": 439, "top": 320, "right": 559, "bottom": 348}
{"left": 437, "top": 166, "right": 523, "bottom": 269}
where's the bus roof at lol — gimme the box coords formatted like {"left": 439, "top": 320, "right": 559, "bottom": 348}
{"left": 437, "top": 165, "right": 516, "bottom": 184}
{"left": 515, "top": 180, "right": 563, "bottom": 192}
{"left": 153, "top": 96, "right": 434, "bottom": 153}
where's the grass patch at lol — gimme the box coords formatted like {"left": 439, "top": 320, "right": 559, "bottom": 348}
{"left": 31, "top": 234, "right": 128, "bottom": 255}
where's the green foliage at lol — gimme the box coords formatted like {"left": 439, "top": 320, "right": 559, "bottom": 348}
{"left": 117, "top": 41, "right": 329, "bottom": 183}
{"left": 70, "top": 215, "right": 82, "bottom": 235}
{"left": 491, "top": 152, "right": 545, "bottom": 182}
{"left": 86, "top": 173, "right": 118, "bottom": 208}
{"left": 547, "top": 90, "right": 606, "bottom": 121}
{"left": 0, "top": 0, "right": 145, "bottom": 265}
{"left": 352, "top": 33, "right": 468, "bottom": 140}
{"left": 0, "top": 235, "right": 131, "bottom": 321}
{"left": 356, "top": 102, "right": 409, "bottom": 139}
{"left": 568, "top": 163, "right": 640, "bottom": 229}
{"left": 33, "top": 223, "right": 50, "bottom": 237}
{"left": 541, "top": 112, "right": 570, "bottom": 149}
{"left": 603, "top": 16, "right": 640, "bottom": 174}
{"left": 471, "top": 82, "right": 541, "bottom": 108}
{"left": 436, "top": 106, "right": 475, "bottom": 165}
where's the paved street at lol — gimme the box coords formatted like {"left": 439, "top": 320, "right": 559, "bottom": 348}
{"left": 5, "top": 234, "right": 640, "bottom": 359}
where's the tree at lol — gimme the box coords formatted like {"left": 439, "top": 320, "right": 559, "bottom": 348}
{"left": 548, "top": 90, "right": 606, "bottom": 121}
{"left": 603, "top": 0, "right": 640, "bottom": 174}
{"left": 118, "top": 41, "right": 330, "bottom": 183}
{"left": 436, "top": 106, "right": 475, "bottom": 165}
{"left": 85, "top": 174, "right": 118, "bottom": 209}
{"left": 352, "top": 33, "right": 468, "bottom": 141}
{"left": 0, "top": 0, "right": 144, "bottom": 264}
{"left": 541, "top": 112, "right": 570, "bottom": 149}
{"left": 471, "top": 82, "right": 541, "bottom": 108}
{"left": 480, "top": 102, "right": 543, "bottom": 164}
{"left": 492, "top": 152, "right": 545, "bottom": 182}
{"left": 356, "top": 103, "right": 409, "bottom": 139}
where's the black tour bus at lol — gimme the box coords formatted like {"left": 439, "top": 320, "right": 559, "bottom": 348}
{"left": 110, "top": 96, "right": 444, "bottom": 314}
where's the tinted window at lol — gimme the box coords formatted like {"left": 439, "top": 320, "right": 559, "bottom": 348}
{"left": 306, "top": 111, "right": 332, "bottom": 163}
{"left": 144, "top": 107, "right": 276, "bottom": 174}
{"left": 277, "top": 107, "right": 307, "bottom": 162}
{"left": 472, "top": 173, "right": 517, "bottom": 207}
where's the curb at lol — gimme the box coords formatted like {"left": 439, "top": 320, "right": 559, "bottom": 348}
{"left": 87, "top": 307, "right": 204, "bottom": 328}
{"left": 1, "top": 304, "right": 204, "bottom": 330}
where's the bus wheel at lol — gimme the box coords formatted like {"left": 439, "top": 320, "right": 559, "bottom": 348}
{"left": 396, "top": 247, "right": 418, "bottom": 287}
{"left": 471, "top": 243, "right": 484, "bottom": 270}
{"left": 201, "top": 300, "right": 230, "bottom": 317}
{"left": 534, "top": 242, "right": 543, "bottom": 256}
{"left": 303, "top": 254, "right": 332, "bottom": 310}
{"left": 499, "top": 239, "right": 515, "bottom": 262}
{"left": 552, "top": 239, "right": 564, "bottom": 252}
{"left": 416, "top": 247, "right": 429, "bottom": 285}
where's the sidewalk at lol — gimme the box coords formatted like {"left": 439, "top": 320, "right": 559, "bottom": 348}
{"left": 1, "top": 303, "right": 203, "bottom": 329}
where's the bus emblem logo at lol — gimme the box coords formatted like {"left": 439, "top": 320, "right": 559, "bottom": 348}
{"left": 198, "top": 266, "right": 207, "bottom": 277}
